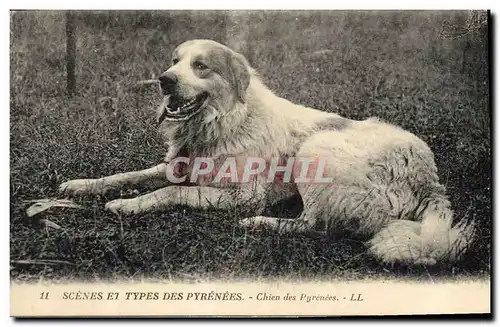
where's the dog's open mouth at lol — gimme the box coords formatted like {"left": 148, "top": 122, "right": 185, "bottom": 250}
{"left": 159, "top": 92, "right": 209, "bottom": 123}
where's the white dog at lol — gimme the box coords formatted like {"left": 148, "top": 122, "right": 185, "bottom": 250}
{"left": 60, "top": 39, "right": 475, "bottom": 266}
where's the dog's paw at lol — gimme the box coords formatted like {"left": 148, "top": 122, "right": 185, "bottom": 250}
{"left": 59, "top": 179, "right": 97, "bottom": 196}
{"left": 105, "top": 199, "right": 137, "bottom": 216}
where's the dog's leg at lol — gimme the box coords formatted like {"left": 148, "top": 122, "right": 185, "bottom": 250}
{"left": 239, "top": 181, "right": 331, "bottom": 235}
{"left": 59, "top": 163, "right": 169, "bottom": 197}
{"left": 105, "top": 184, "right": 265, "bottom": 215}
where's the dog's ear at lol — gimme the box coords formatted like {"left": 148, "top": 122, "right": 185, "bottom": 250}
{"left": 228, "top": 52, "right": 250, "bottom": 103}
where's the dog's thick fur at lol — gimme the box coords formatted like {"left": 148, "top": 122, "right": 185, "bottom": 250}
{"left": 60, "top": 39, "right": 475, "bottom": 266}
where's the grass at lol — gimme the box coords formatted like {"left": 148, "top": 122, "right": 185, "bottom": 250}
{"left": 10, "top": 10, "right": 491, "bottom": 282}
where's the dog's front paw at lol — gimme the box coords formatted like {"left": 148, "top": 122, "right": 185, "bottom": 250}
{"left": 105, "top": 199, "right": 137, "bottom": 216}
{"left": 59, "top": 179, "right": 98, "bottom": 197}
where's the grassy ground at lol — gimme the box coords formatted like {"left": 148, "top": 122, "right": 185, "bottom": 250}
{"left": 10, "top": 10, "right": 491, "bottom": 282}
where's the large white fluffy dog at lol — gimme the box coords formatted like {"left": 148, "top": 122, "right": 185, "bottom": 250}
{"left": 60, "top": 39, "right": 474, "bottom": 266}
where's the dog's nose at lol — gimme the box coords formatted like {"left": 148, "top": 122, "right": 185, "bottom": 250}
{"left": 159, "top": 72, "right": 178, "bottom": 93}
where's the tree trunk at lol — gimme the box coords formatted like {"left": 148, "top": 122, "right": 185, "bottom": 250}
{"left": 65, "top": 11, "right": 76, "bottom": 97}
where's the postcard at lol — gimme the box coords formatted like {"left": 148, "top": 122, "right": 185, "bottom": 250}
{"left": 10, "top": 9, "right": 491, "bottom": 317}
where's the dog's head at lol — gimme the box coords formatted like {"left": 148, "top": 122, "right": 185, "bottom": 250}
{"left": 157, "top": 39, "right": 251, "bottom": 124}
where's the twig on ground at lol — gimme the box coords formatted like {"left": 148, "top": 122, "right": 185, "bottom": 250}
{"left": 25, "top": 198, "right": 83, "bottom": 218}
{"left": 11, "top": 259, "right": 75, "bottom": 266}
{"left": 136, "top": 79, "right": 159, "bottom": 87}
{"left": 40, "top": 219, "right": 61, "bottom": 230}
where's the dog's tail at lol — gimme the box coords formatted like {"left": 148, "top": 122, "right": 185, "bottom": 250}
{"left": 368, "top": 190, "right": 475, "bottom": 266}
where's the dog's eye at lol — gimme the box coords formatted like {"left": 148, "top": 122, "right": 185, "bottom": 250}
{"left": 172, "top": 58, "right": 179, "bottom": 65}
{"left": 193, "top": 61, "right": 208, "bottom": 70}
